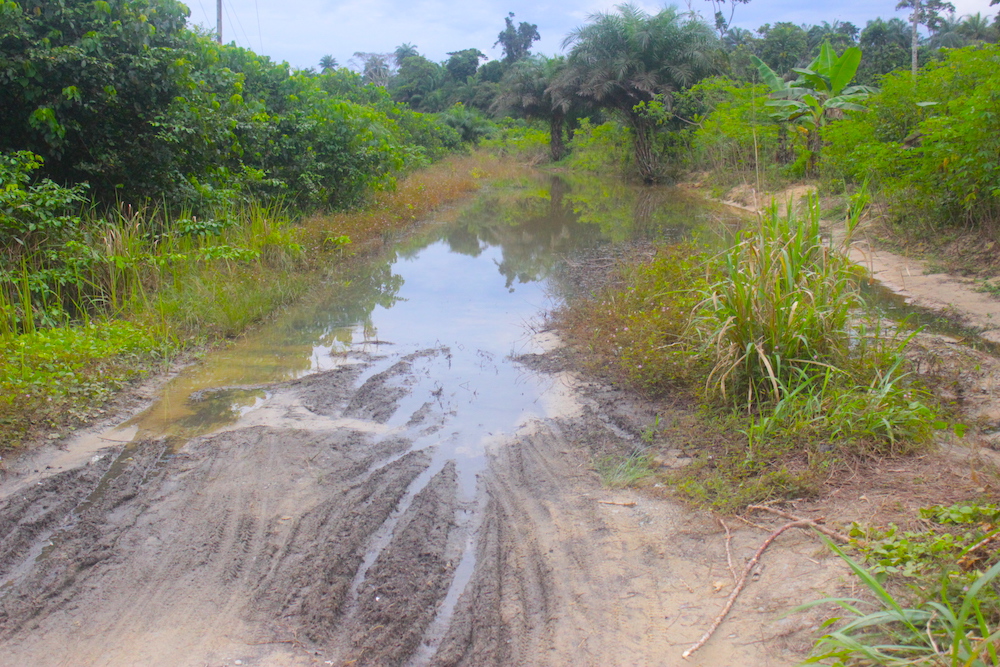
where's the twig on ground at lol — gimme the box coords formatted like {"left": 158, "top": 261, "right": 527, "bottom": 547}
{"left": 747, "top": 504, "right": 851, "bottom": 543}
{"left": 598, "top": 500, "right": 637, "bottom": 507}
{"left": 682, "top": 520, "right": 811, "bottom": 660}
{"left": 718, "top": 517, "right": 737, "bottom": 584}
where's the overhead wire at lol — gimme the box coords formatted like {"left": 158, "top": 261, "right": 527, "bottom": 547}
{"left": 223, "top": 0, "right": 253, "bottom": 48}
{"left": 254, "top": 0, "right": 263, "bottom": 53}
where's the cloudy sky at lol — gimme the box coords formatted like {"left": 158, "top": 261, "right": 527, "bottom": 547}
{"left": 184, "top": 0, "right": 998, "bottom": 71}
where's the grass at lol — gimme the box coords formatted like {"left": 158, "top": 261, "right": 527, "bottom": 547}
{"left": 594, "top": 447, "right": 657, "bottom": 488}
{"left": 557, "top": 191, "right": 941, "bottom": 511}
{"left": 0, "top": 152, "right": 517, "bottom": 450}
{"left": 798, "top": 535, "right": 1000, "bottom": 666}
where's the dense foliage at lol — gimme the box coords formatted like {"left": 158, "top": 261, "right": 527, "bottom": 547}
{"left": 0, "top": 0, "right": 461, "bottom": 213}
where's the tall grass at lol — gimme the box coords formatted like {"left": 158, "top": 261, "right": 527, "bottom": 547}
{"left": 697, "top": 195, "right": 862, "bottom": 407}
{"left": 557, "top": 188, "right": 939, "bottom": 509}
{"left": 798, "top": 536, "right": 1000, "bottom": 667}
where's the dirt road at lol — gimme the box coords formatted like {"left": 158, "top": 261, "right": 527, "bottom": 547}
{"left": 0, "top": 333, "right": 845, "bottom": 666}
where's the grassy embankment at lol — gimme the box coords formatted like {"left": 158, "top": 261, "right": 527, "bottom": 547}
{"left": 558, "top": 192, "right": 944, "bottom": 511}
{"left": 0, "top": 153, "right": 516, "bottom": 451}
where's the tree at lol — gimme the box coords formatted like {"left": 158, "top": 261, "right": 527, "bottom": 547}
{"left": 704, "top": 0, "right": 752, "bottom": 37}
{"left": 493, "top": 56, "right": 574, "bottom": 160}
{"left": 756, "top": 22, "right": 810, "bottom": 74}
{"left": 393, "top": 43, "right": 420, "bottom": 67}
{"left": 352, "top": 52, "right": 395, "bottom": 87}
{"left": 319, "top": 55, "right": 339, "bottom": 72}
{"left": 559, "top": 3, "right": 718, "bottom": 182}
{"left": 857, "top": 18, "right": 912, "bottom": 84}
{"left": 806, "top": 21, "right": 859, "bottom": 53}
{"left": 495, "top": 12, "right": 541, "bottom": 64}
{"left": 392, "top": 55, "right": 444, "bottom": 110}
{"left": 896, "top": 0, "right": 956, "bottom": 77}
{"left": 445, "top": 49, "right": 487, "bottom": 82}
{"left": 958, "top": 13, "right": 998, "bottom": 42}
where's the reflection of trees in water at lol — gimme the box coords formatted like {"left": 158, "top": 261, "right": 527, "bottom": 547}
{"left": 247, "top": 174, "right": 743, "bottom": 357}
{"left": 266, "top": 252, "right": 405, "bottom": 348}
{"left": 441, "top": 173, "right": 742, "bottom": 289}
{"left": 563, "top": 173, "right": 732, "bottom": 244}
{"left": 448, "top": 175, "right": 605, "bottom": 289}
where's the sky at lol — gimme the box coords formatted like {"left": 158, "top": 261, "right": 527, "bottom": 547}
{"left": 184, "top": 0, "right": 999, "bottom": 71}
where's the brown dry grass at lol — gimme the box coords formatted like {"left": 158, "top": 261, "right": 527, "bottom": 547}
{"left": 299, "top": 153, "right": 526, "bottom": 255}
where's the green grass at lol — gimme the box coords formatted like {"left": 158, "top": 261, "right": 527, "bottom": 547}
{"left": 558, "top": 189, "right": 942, "bottom": 510}
{"left": 594, "top": 447, "right": 656, "bottom": 488}
{"left": 797, "top": 535, "right": 1000, "bottom": 666}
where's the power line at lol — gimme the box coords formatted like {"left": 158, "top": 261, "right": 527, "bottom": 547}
{"left": 254, "top": 0, "right": 263, "bottom": 53}
{"left": 223, "top": 0, "right": 253, "bottom": 48}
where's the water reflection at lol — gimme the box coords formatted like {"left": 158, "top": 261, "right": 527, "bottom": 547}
{"left": 127, "top": 172, "right": 744, "bottom": 439}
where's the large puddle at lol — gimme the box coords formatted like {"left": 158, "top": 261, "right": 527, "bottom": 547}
{"left": 124, "top": 173, "right": 743, "bottom": 448}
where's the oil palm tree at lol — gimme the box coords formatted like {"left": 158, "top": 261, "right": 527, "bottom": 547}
{"left": 558, "top": 3, "right": 717, "bottom": 182}
{"left": 493, "top": 55, "right": 574, "bottom": 160}
{"left": 319, "top": 55, "right": 338, "bottom": 73}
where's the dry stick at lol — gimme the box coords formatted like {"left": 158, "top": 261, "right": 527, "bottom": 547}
{"left": 718, "top": 517, "right": 737, "bottom": 584}
{"left": 681, "top": 520, "right": 811, "bottom": 660}
{"left": 747, "top": 504, "right": 852, "bottom": 544}
{"left": 598, "top": 500, "right": 637, "bottom": 507}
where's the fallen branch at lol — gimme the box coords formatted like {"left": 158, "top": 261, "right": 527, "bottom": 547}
{"left": 747, "top": 504, "right": 851, "bottom": 543}
{"left": 598, "top": 500, "right": 637, "bottom": 507}
{"left": 718, "top": 517, "right": 737, "bottom": 584}
{"left": 682, "top": 520, "right": 811, "bottom": 660}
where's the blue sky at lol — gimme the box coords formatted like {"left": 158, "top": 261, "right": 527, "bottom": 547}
{"left": 184, "top": 0, "right": 998, "bottom": 71}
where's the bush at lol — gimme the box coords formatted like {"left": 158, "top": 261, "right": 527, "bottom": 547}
{"left": 825, "top": 44, "right": 1000, "bottom": 230}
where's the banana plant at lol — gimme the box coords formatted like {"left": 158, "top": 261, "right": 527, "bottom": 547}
{"left": 750, "top": 41, "right": 877, "bottom": 171}
{"left": 751, "top": 41, "right": 876, "bottom": 128}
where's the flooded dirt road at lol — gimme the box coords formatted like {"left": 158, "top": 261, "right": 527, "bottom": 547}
{"left": 0, "top": 175, "right": 845, "bottom": 666}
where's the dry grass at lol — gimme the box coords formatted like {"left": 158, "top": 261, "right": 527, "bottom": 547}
{"left": 299, "top": 153, "right": 525, "bottom": 254}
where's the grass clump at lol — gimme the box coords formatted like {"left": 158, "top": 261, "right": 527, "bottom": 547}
{"left": 798, "top": 516, "right": 1000, "bottom": 667}
{"left": 559, "top": 193, "right": 940, "bottom": 510}
{"left": 594, "top": 447, "right": 657, "bottom": 488}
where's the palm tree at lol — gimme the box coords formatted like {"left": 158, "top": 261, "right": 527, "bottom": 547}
{"left": 930, "top": 13, "right": 968, "bottom": 48}
{"left": 319, "top": 55, "right": 338, "bottom": 72}
{"left": 958, "top": 13, "right": 998, "bottom": 42}
{"left": 393, "top": 43, "right": 420, "bottom": 67}
{"left": 558, "top": 3, "right": 717, "bottom": 182}
{"left": 493, "top": 56, "right": 574, "bottom": 160}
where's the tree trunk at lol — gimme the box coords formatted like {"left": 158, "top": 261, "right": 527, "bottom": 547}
{"left": 911, "top": 8, "right": 920, "bottom": 78}
{"left": 549, "top": 114, "right": 566, "bottom": 162}
{"left": 629, "top": 115, "right": 660, "bottom": 184}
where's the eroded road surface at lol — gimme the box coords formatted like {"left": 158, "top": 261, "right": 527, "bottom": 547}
{"left": 0, "top": 176, "right": 843, "bottom": 666}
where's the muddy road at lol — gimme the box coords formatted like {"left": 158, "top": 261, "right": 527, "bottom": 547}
{"left": 0, "top": 176, "right": 843, "bottom": 666}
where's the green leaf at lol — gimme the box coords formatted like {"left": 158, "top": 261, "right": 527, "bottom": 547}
{"left": 829, "top": 47, "right": 862, "bottom": 96}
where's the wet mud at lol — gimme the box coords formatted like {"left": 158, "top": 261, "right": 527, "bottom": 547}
{"left": 0, "top": 345, "right": 844, "bottom": 667}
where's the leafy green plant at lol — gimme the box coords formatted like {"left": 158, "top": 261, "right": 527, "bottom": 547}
{"left": 797, "top": 535, "right": 1000, "bottom": 667}
{"left": 751, "top": 41, "right": 876, "bottom": 173}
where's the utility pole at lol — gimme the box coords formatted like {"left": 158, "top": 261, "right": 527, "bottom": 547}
{"left": 217, "top": 0, "right": 222, "bottom": 44}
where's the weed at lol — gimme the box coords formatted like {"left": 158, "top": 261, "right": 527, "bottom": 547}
{"left": 594, "top": 448, "right": 656, "bottom": 489}
{"left": 557, "top": 188, "right": 941, "bottom": 508}
{"left": 797, "top": 535, "right": 1000, "bottom": 667}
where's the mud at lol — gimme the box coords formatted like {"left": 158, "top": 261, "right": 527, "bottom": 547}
{"left": 0, "top": 330, "right": 851, "bottom": 666}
